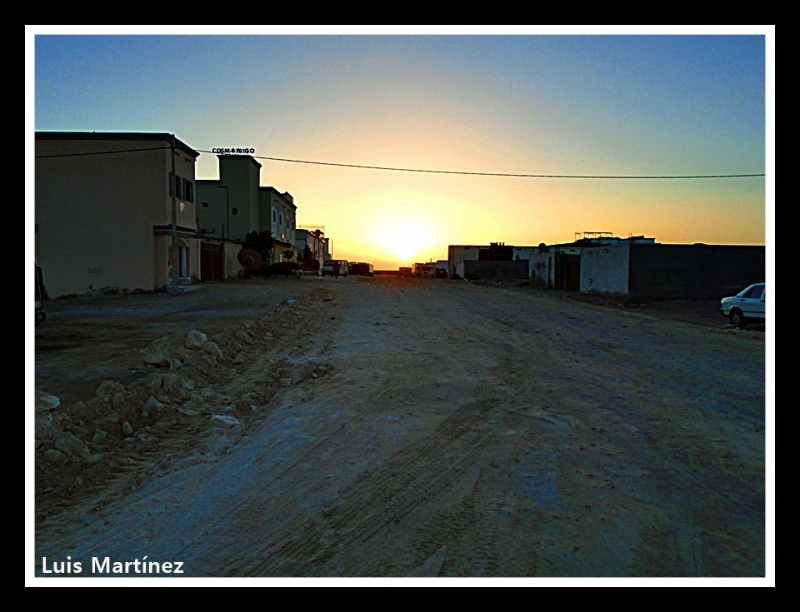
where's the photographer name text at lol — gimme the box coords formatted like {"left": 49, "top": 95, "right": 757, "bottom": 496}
{"left": 41, "top": 556, "right": 184, "bottom": 575}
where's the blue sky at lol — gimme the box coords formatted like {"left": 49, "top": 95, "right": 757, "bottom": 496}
{"left": 29, "top": 27, "right": 772, "bottom": 267}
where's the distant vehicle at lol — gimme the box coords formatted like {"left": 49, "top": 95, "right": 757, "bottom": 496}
{"left": 399, "top": 267, "right": 413, "bottom": 277}
{"left": 35, "top": 262, "right": 46, "bottom": 326}
{"left": 348, "top": 262, "right": 374, "bottom": 276}
{"left": 720, "top": 283, "right": 765, "bottom": 329}
{"left": 322, "top": 259, "right": 349, "bottom": 277}
{"left": 412, "top": 262, "right": 435, "bottom": 277}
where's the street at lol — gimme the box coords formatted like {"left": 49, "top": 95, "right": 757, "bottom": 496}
{"left": 34, "top": 277, "right": 766, "bottom": 577}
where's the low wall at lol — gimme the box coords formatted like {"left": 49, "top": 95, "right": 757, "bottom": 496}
{"left": 629, "top": 244, "right": 765, "bottom": 299}
{"left": 464, "top": 260, "right": 529, "bottom": 280}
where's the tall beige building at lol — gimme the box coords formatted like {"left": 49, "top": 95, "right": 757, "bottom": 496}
{"left": 35, "top": 132, "right": 200, "bottom": 297}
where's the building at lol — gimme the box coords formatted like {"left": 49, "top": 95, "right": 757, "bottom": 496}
{"left": 259, "top": 187, "right": 297, "bottom": 264}
{"left": 196, "top": 155, "right": 298, "bottom": 270}
{"left": 35, "top": 132, "right": 200, "bottom": 297}
{"left": 448, "top": 244, "right": 530, "bottom": 280}
{"left": 529, "top": 235, "right": 656, "bottom": 290}
{"left": 196, "top": 155, "right": 262, "bottom": 243}
{"left": 447, "top": 245, "right": 483, "bottom": 279}
{"left": 295, "top": 229, "right": 328, "bottom": 270}
{"left": 580, "top": 243, "right": 765, "bottom": 299}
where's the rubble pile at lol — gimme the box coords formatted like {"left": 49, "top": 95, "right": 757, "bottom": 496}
{"left": 35, "top": 289, "right": 332, "bottom": 522}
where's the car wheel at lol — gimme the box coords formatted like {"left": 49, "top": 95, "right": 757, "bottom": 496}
{"left": 730, "top": 309, "right": 746, "bottom": 329}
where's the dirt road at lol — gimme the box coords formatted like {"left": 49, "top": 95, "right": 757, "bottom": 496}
{"left": 33, "top": 277, "right": 766, "bottom": 577}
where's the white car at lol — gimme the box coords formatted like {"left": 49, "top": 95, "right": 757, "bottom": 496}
{"left": 720, "top": 283, "right": 765, "bottom": 328}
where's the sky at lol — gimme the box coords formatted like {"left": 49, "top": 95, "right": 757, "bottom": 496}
{"left": 29, "top": 27, "right": 772, "bottom": 270}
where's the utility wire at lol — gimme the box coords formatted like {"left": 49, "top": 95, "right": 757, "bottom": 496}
{"left": 35, "top": 146, "right": 173, "bottom": 159}
{"left": 197, "top": 150, "right": 765, "bottom": 179}
{"left": 36, "top": 145, "right": 766, "bottom": 179}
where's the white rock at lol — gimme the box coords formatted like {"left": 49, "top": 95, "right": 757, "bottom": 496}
{"left": 121, "top": 421, "right": 134, "bottom": 436}
{"left": 35, "top": 391, "right": 61, "bottom": 411}
{"left": 53, "top": 432, "right": 90, "bottom": 459}
{"left": 112, "top": 392, "right": 126, "bottom": 410}
{"left": 142, "top": 337, "right": 172, "bottom": 366}
{"left": 91, "top": 429, "right": 107, "bottom": 443}
{"left": 203, "top": 341, "right": 224, "bottom": 360}
{"left": 186, "top": 330, "right": 208, "bottom": 349}
{"left": 95, "top": 380, "right": 125, "bottom": 398}
{"left": 235, "top": 330, "right": 254, "bottom": 345}
{"left": 209, "top": 414, "right": 240, "bottom": 428}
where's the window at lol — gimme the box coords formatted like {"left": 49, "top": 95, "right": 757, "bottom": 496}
{"left": 273, "top": 210, "right": 276, "bottom": 222}
{"left": 232, "top": 207, "right": 238, "bottom": 216}
{"left": 173, "top": 174, "right": 183, "bottom": 200}
{"left": 202, "top": 202, "right": 209, "bottom": 208}
{"left": 185, "top": 180, "right": 194, "bottom": 203}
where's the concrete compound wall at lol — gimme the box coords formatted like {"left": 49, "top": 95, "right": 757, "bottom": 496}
{"left": 628, "top": 244, "right": 765, "bottom": 299}
{"left": 580, "top": 244, "right": 630, "bottom": 294}
{"left": 463, "top": 260, "right": 529, "bottom": 280}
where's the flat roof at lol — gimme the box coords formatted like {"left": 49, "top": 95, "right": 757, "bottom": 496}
{"left": 260, "top": 186, "right": 297, "bottom": 209}
{"left": 35, "top": 131, "right": 200, "bottom": 158}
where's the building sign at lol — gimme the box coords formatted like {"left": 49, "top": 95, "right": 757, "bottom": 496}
{"left": 212, "top": 147, "right": 256, "bottom": 155}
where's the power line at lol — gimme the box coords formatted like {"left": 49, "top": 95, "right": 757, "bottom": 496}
{"left": 196, "top": 151, "right": 764, "bottom": 180}
{"left": 35, "top": 146, "right": 172, "bottom": 159}
{"left": 35, "top": 145, "right": 766, "bottom": 179}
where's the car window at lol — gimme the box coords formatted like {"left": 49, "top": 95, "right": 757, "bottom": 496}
{"left": 740, "top": 285, "right": 759, "bottom": 299}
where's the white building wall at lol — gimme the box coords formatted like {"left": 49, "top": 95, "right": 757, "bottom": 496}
{"left": 223, "top": 241, "right": 245, "bottom": 279}
{"left": 529, "top": 251, "right": 554, "bottom": 288}
{"left": 580, "top": 243, "right": 630, "bottom": 294}
{"left": 448, "top": 245, "right": 483, "bottom": 278}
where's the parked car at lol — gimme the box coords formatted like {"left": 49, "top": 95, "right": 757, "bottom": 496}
{"left": 321, "top": 259, "right": 349, "bottom": 277}
{"left": 720, "top": 283, "right": 765, "bottom": 328}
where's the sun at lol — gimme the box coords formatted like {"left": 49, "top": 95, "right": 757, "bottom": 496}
{"left": 380, "top": 221, "right": 431, "bottom": 262}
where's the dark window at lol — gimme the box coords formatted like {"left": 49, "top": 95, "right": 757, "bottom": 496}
{"left": 185, "top": 181, "right": 194, "bottom": 203}
{"left": 174, "top": 174, "right": 182, "bottom": 200}
{"left": 232, "top": 208, "right": 238, "bottom": 216}
{"left": 273, "top": 210, "right": 276, "bottom": 222}
{"left": 202, "top": 202, "right": 209, "bottom": 208}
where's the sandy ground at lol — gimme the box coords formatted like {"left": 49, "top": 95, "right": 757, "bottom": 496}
{"left": 32, "top": 277, "right": 766, "bottom": 578}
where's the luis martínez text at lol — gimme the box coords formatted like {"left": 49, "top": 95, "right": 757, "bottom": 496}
{"left": 41, "top": 556, "right": 184, "bottom": 575}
